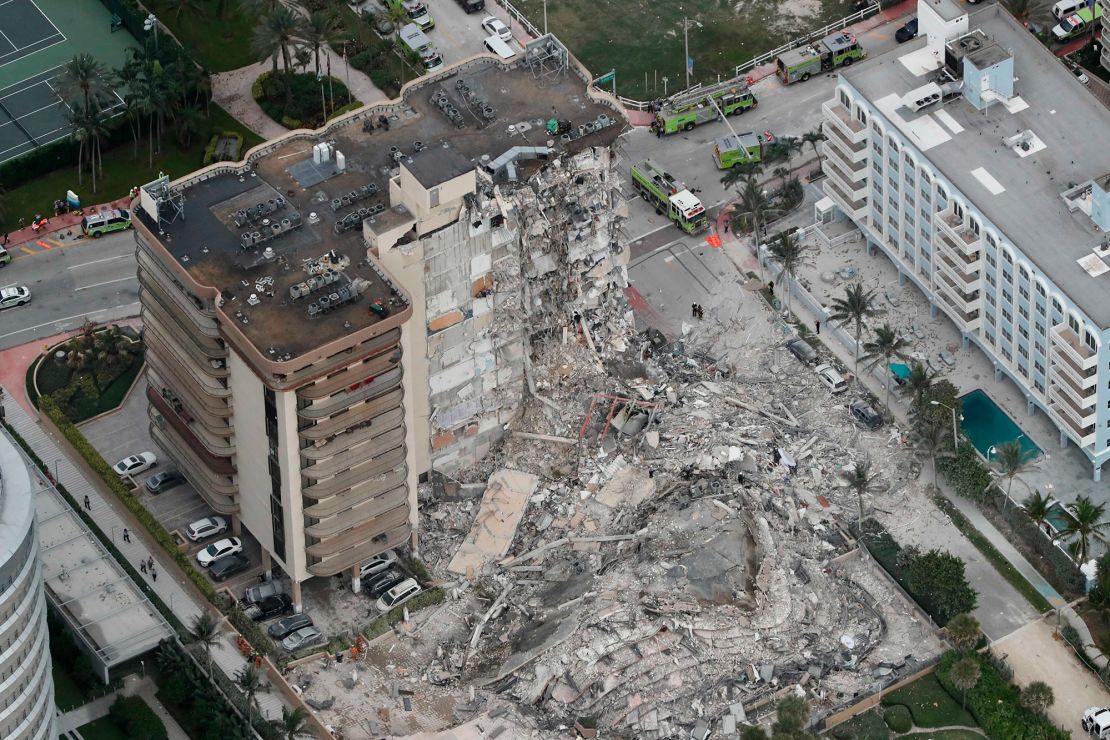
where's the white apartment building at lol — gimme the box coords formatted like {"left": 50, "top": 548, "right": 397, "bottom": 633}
{"left": 822, "top": 0, "right": 1110, "bottom": 479}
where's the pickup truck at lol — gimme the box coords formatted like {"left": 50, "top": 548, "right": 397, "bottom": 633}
{"left": 455, "top": 0, "right": 485, "bottom": 13}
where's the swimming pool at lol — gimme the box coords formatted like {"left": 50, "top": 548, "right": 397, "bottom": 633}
{"left": 1044, "top": 502, "right": 1075, "bottom": 536}
{"left": 959, "top": 389, "right": 1043, "bottom": 462}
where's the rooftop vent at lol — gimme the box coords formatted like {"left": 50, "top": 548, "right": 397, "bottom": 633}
{"left": 1002, "top": 130, "right": 1045, "bottom": 158}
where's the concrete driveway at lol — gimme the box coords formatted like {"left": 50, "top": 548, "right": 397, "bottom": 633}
{"left": 996, "top": 617, "right": 1110, "bottom": 736}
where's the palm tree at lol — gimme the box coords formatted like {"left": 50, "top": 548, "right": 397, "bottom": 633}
{"left": 728, "top": 175, "right": 783, "bottom": 281}
{"left": 828, "top": 282, "right": 879, "bottom": 384}
{"left": 1057, "top": 496, "right": 1110, "bottom": 563}
{"left": 69, "top": 106, "right": 109, "bottom": 191}
{"left": 911, "top": 420, "right": 953, "bottom": 490}
{"left": 1000, "top": 0, "right": 1052, "bottom": 28}
{"left": 720, "top": 161, "right": 764, "bottom": 193}
{"left": 772, "top": 695, "right": 809, "bottom": 735}
{"left": 1020, "top": 681, "right": 1055, "bottom": 716}
{"left": 276, "top": 706, "right": 311, "bottom": 739}
{"left": 862, "top": 323, "right": 911, "bottom": 410}
{"left": 299, "top": 11, "right": 345, "bottom": 78}
{"left": 253, "top": 6, "right": 304, "bottom": 78}
{"left": 802, "top": 127, "right": 826, "bottom": 168}
{"left": 945, "top": 613, "right": 981, "bottom": 652}
{"left": 57, "top": 53, "right": 109, "bottom": 112}
{"left": 189, "top": 611, "right": 221, "bottom": 677}
{"left": 772, "top": 165, "right": 790, "bottom": 190}
{"left": 235, "top": 663, "right": 265, "bottom": 729}
{"left": 1022, "top": 490, "right": 1053, "bottom": 535}
{"left": 164, "top": 0, "right": 204, "bottom": 21}
{"left": 989, "top": 440, "right": 1038, "bottom": 509}
{"left": 767, "top": 230, "right": 809, "bottom": 312}
{"left": 841, "top": 458, "right": 877, "bottom": 529}
{"left": 175, "top": 106, "right": 207, "bottom": 146}
{"left": 901, "top": 361, "right": 938, "bottom": 411}
{"left": 949, "top": 656, "right": 981, "bottom": 709}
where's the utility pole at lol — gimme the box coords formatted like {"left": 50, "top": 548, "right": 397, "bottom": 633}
{"left": 684, "top": 17, "right": 690, "bottom": 90}
{"left": 544, "top": 0, "right": 548, "bottom": 35}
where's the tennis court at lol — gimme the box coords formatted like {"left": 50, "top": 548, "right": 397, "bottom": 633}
{"left": 0, "top": 0, "right": 137, "bottom": 164}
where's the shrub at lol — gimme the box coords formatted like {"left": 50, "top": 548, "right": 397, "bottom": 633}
{"left": 362, "top": 587, "right": 445, "bottom": 640}
{"left": 254, "top": 72, "right": 357, "bottom": 129}
{"left": 327, "top": 101, "right": 364, "bottom": 121}
{"left": 281, "top": 115, "right": 303, "bottom": 130}
{"left": 882, "top": 704, "right": 912, "bottom": 733}
{"left": 937, "top": 442, "right": 994, "bottom": 501}
{"left": 202, "top": 133, "right": 220, "bottom": 166}
{"left": 936, "top": 650, "right": 1068, "bottom": 739}
{"left": 110, "top": 695, "right": 168, "bottom": 740}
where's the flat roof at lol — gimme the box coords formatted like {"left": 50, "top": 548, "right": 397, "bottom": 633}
{"left": 142, "top": 60, "right": 621, "bottom": 356}
{"left": 922, "top": 0, "right": 966, "bottom": 21}
{"left": 843, "top": 5, "right": 1110, "bottom": 327}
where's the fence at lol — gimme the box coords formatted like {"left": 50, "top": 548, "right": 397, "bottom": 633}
{"left": 493, "top": 0, "right": 881, "bottom": 111}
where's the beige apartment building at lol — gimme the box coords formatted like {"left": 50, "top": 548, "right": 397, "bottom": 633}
{"left": 136, "top": 40, "right": 626, "bottom": 603}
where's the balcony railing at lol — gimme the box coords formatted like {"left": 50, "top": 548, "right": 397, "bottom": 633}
{"left": 934, "top": 285, "right": 981, "bottom": 327}
{"left": 148, "top": 388, "right": 236, "bottom": 472}
{"left": 304, "top": 484, "right": 407, "bottom": 538}
{"left": 301, "top": 407, "right": 405, "bottom": 461}
{"left": 1048, "top": 401, "right": 1096, "bottom": 448}
{"left": 822, "top": 121, "right": 868, "bottom": 162}
{"left": 306, "top": 524, "right": 409, "bottom": 577}
{"left": 297, "top": 367, "right": 403, "bottom": 421}
{"left": 1049, "top": 374, "right": 1097, "bottom": 412}
{"left": 301, "top": 427, "right": 406, "bottom": 481}
{"left": 935, "top": 250, "right": 980, "bottom": 286}
{"left": 150, "top": 421, "right": 239, "bottom": 513}
{"left": 303, "top": 468, "right": 408, "bottom": 519}
{"left": 824, "top": 177, "right": 867, "bottom": 218}
{"left": 1050, "top": 324, "right": 1098, "bottom": 371}
{"left": 301, "top": 446, "right": 406, "bottom": 500}
{"left": 822, "top": 100, "right": 866, "bottom": 140}
{"left": 820, "top": 141, "right": 866, "bottom": 174}
{"left": 824, "top": 158, "right": 867, "bottom": 200}
{"left": 298, "top": 388, "right": 403, "bottom": 441}
{"left": 934, "top": 211, "right": 982, "bottom": 253}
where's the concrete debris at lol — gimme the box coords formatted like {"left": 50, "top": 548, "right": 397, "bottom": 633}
{"left": 447, "top": 470, "right": 538, "bottom": 576}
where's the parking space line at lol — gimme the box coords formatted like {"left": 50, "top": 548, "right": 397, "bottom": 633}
{"left": 74, "top": 276, "right": 136, "bottom": 291}
{"left": 67, "top": 254, "right": 130, "bottom": 269}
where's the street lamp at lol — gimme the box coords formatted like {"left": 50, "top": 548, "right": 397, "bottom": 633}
{"left": 929, "top": 400, "right": 962, "bottom": 449}
{"left": 143, "top": 14, "right": 159, "bottom": 51}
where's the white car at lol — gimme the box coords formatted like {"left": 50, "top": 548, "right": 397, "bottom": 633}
{"left": 281, "top": 625, "right": 324, "bottom": 652}
{"left": 186, "top": 516, "right": 228, "bottom": 542}
{"left": 0, "top": 285, "right": 31, "bottom": 309}
{"left": 1083, "top": 707, "right": 1110, "bottom": 733}
{"left": 359, "top": 549, "right": 399, "bottom": 579}
{"left": 113, "top": 451, "right": 157, "bottom": 476}
{"left": 480, "top": 15, "right": 511, "bottom": 42}
{"left": 376, "top": 578, "right": 421, "bottom": 612}
{"left": 1072, "top": 67, "right": 1090, "bottom": 86}
{"left": 197, "top": 536, "right": 243, "bottom": 567}
{"left": 814, "top": 363, "right": 848, "bottom": 394}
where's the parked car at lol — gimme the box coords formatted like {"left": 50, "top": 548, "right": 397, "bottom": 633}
{"left": 113, "top": 452, "right": 157, "bottom": 476}
{"left": 359, "top": 549, "right": 399, "bottom": 579}
{"left": 1072, "top": 66, "right": 1090, "bottom": 85}
{"left": 895, "top": 18, "right": 918, "bottom": 43}
{"left": 248, "top": 594, "right": 294, "bottom": 621}
{"left": 814, "top": 364, "right": 848, "bottom": 394}
{"left": 197, "top": 537, "right": 243, "bottom": 567}
{"left": 365, "top": 569, "right": 406, "bottom": 599}
{"left": 81, "top": 209, "right": 132, "bottom": 238}
{"left": 0, "top": 285, "right": 31, "bottom": 309}
{"left": 282, "top": 625, "right": 325, "bottom": 652}
{"left": 144, "top": 469, "right": 185, "bottom": 494}
{"left": 1084, "top": 707, "right": 1110, "bottom": 732}
{"left": 268, "top": 613, "right": 313, "bottom": 640}
{"left": 210, "top": 553, "right": 250, "bottom": 582}
{"left": 480, "top": 15, "right": 511, "bottom": 42}
{"left": 850, "top": 400, "right": 883, "bottom": 430}
{"left": 454, "top": 0, "right": 485, "bottom": 13}
{"left": 244, "top": 579, "right": 284, "bottom": 605}
{"left": 786, "top": 337, "right": 818, "bottom": 364}
{"left": 186, "top": 516, "right": 228, "bottom": 542}
{"left": 376, "top": 578, "right": 422, "bottom": 612}
{"left": 0, "top": 245, "right": 10, "bottom": 266}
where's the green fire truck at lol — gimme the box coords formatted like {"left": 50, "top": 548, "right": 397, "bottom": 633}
{"left": 630, "top": 160, "right": 708, "bottom": 234}
{"left": 775, "top": 32, "right": 865, "bottom": 85}
{"left": 713, "top": 130, "right": 778, "bottom": 170}
{"left": 653, "top": 78, "right": 757, "bottom": 135}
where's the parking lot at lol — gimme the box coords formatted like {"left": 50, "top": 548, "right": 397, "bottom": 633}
{"left": 78, "top": 371, "right": 265, "bottom": 596}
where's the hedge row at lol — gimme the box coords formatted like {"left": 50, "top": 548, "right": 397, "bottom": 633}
{"left": 109, "top": 694, "right": 168, "bottom": 740}
{"left": 362, "top": 587, "right": 446, "bottom": 640}
{"left": 36, "top": 398, "right": 273, "bottom": 656}
{"left": 327, "top": 101, "right": 364, "bottom": 121}
{"left": 202, "top": 131, "right": 245, "bottom": 166}
{"left": 936, "top": 650, "right": 1068, "bottom": 739}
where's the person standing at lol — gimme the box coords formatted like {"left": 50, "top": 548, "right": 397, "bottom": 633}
{"left": 83, "top": 495, "right": 91, "bottom": 510}
{"left": 140, "top": 561, "right": 148, "bottom": 575}
{"left": 815, "top": 320, "right": 821, "bottom": 334}
{"left": 122, "top": 528, "right": 130, "bottom": 543}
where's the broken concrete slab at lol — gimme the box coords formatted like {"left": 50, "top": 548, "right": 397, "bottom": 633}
{"left": 448, "top": 469, "right": 539, "bottom": 577}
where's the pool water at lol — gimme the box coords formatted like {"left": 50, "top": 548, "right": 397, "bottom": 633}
{"left": 959, "top": 389, "right": 1043, "bottom": 461}
{"left": 1044, "top": 503, "right": 1075, "bottom": 535}
{"left": 889, "top": 363, "right": 911, "bottom": 380}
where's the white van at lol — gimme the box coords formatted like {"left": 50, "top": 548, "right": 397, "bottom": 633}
{"left": 1052, "top": 0, "right": 1085, "bottom": 19}
{"left": 483, "top": 34, "right": 515, "bottom": 60}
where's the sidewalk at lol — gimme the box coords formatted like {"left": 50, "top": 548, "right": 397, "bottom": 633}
{"left": 1, "top": 384, "right": 288, "bottom": 722}
{"left": 55, "top": 675, "right": 190, "bottom": 739}
{"left": 715, "top": 217, "right": 1078, "bottom": 631}
{"left": 3, "top": 197, "right": 132, "bottom": 250}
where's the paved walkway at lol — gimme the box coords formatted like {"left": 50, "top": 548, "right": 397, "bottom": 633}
{"left": 2, "top": 197, "right": 132, "bottom": 251}
{"left": 56, "top": 675, "right": 190, "bottom": 739}
{"left": 212, "top": 48, "right": 388, "bottom": 139}
{"left": 1, "top": 384, "right": 288, "bottom": 722}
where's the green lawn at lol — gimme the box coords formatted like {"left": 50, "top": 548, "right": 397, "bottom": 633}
{"left": 147, "top": 0, "right": 258, "bottom": 72}
{"left": 829, "top": 707, "right": 890, "bottom": 740}
{"left": 882, "top": 673, "right": 977, "bottom": 729}
{"left": 77, "top": 716, "right": 129, "bottom": 740}
{"left": 1, "top": 105, "right": 263, "bottom": 231}
{"left": 515, "top": 0, "right": 857, "bottom": 99}
{"left": 52, "top": 662, "right": 89, "bottom": 712}
{"left": 901, "top": 732, "right": 984, "bottom": 739}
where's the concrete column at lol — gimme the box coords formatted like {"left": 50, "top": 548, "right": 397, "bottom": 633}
{"left": 350, "top": 564, "right": 362, "bottom": 594}
{"left": 1026, "top": 396, "right": 1035, "bottom": 415}
{"left": 260, "top": 549, "right": 272, "bottom": 580}
{"left": 961, "top": 333, "right": 970, "bottom": 350}
{"left": 1095, "top": 465, "right": 1103, "bottom": 483}
{"left": 231, "top": 514, "right": 242, "bottom": 536}
{"left": 994, "top": 365, "right": 1003, "bottom": 382}
{"left": 866, "top": 240, "right": 876, "bottom": 257}
{"left": 1059, "top": 428, "right": 1068, "bottom": 448}
{"left": 291, "top": 580, "right": 303, "bottom": 614}
{"left": 930, "top": 302, "right": 939, "bottom": 318}
{"left": 898, "top": 270, "right": 906, "bottom": 287}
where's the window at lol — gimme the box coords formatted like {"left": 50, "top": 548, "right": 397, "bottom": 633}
{"left": 888, "top": 175, "right": 898, "bottom": 190}
{"left": 1035, "top": 322, "right": 1045, "bottom": 335}
{"left": 1019, "top": 286, "right": 1029, "bottom": 300}
{"left": 1019, "top": 325, "right": 1029, "bottom": 339}
{"left": 1002, "top": 251, "right": 1013, "bottom": 265}
{"left": 986, "top": 313, "right": 996, "bottom": 326}
{"left": 1035, "top": 380, "right": 1044, "bottom": 393}
{"left": 1002, "top": 289, "right": 1012, "bottom": 303}
{"left": 986, "top": 291, "right": 996, "bottom": 305}
{"left": 1034, "top": 361, "right": 1045, "bottom": 375}
{"left": 953, "top": 201, "right": 964, "bottom": 219}
{"left": 970, "top": 218, "right": 980, "bottom": 235}
{"left": 872, "top": 139, "right": 883, "bottom": 153}
{"left": 839, "top": 90, "right": 850, "bottom": 108}
{"left": 986, "top": 274, "right": 996, "bottom": 287}
{"left": 1069, "top": 315, "right": 1080, "bottom": 333}
{"left": 1035, "top": 282, "right": 1046, "bottom": 296}
{"left": 1019, "top": 265, "right": 1029, "bottom": 280}
{"left": 1018, "top": 305, "right": 1029, "bottom": 320}
{"left": 986, "top": 253, "right": 996, "bottom": 267}
{"left": 1036, "top": 303, "right": 1045, "bottom": 317}
{"left": 1003, "top": 347, "right": 1013, "bottom": 361}
{"left": 1086, "top": 331, "right": 1097, "bottom": 351}
{"left": 1052, "top": 298, "right": 1062, "bottom": 313}
{"left": 1035, "top": 342, "right": 1045, "bottom": 356}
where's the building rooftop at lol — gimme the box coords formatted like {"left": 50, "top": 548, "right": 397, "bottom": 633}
{"left": 922, "top": 0, "right": 965, "bottom": 22}
{"left": 139, "top": 60, "right": 621, "bottom": 358}
{"left": 842, "top": 5, "right": 1110, "bottom": 327}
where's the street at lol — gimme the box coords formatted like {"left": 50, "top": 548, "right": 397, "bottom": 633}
{"left": 0, "top": 230, "right": 138, "bottom": 350}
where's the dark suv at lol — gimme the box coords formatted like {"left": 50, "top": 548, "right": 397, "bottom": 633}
{"left": 209, "top": 553, "right": 250, "bottom": 582}
{"left": 250, "top": 594, "right": 294, "bottom": 622}
{"left": 268, "top": 613, "right": 313, "bottom": 640}
{"left": 850, "top": 400, "right": 883, "bottom": 430}
{"left": 786, "top": 337, "right": 818, "bottom": 364}
{"left": 455, "top": 0, "right": 485, "bottom": 12}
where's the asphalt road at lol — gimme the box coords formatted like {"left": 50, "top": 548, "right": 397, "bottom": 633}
{"left": 0, "top": 230, "right": 139, "bottom": 350}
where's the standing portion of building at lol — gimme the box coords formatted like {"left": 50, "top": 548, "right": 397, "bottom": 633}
{"left": 0, "top": 431, "right": 55, "bottom": 740}
{"left": 137, "top": 40, "right": 627, "bottom": 595}
{"left": 822, "top": 0, "right": 1110, "bottom": 479}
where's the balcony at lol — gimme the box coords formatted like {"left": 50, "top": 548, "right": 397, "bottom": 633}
{"left": 822, "top": 121, "right": 868, "bottom": 164}
{"left": 1050, "top": 324, "right": 1098, "bottom": 371}
{"left": 135, "top": 250, "right": 219, "bottom": 336}
{"left": 139, "top": 278, "right": 226, "bottom": 358}
{"left": 1048, "top": 401, "right": 1096, "bottom": 448}
{"left": 935, "top": 250, "right": 981, "bottom": 287}
{"left": 823, "top": 157, "right": 867, "bottom": 200}
{"left": 145, "top": 350, "right": 232, "bottom": 420}
{"left": 297, "top": 347, "right": 402, "bottom": 400}
{"left": 820, "top": 142, "right": 866, "bottom": 178}
{"left": 824, "top": 176, "right": 867, "bottom": 220}
{"left": 303, "top": 469, "right": 408, "bottom": 519}
{"left": 299, "top": 387, "right": 403, "bottom": 441}
{"left": 1049, "top": 371, "right": 1097, "bottom": 411}
{"left": 144, "top": 329, "right": 230, "bottom": 400}
{"left": 301, "top": 407, "right": 404, "bottom": 461}
{"left": 823, "top": 100, "right": 867, "bottom": 141}
{"left": 305, "top": 483, "right": 407, "bottom": 537}
{"left": 934, "top": 284, "right": 981, "bottom": 329}
{"left": 150, "top": 419, "right": 239, "bottom": 513}
{"left": 934, "top": 210, "right": 982, "bottom": 252}
{"left": 279, "top": 328, "right": 402, "bottom": 389}
{"left": 148, "top": 385, "right": 235, "bottom": 456}
{"left": 935, "top": 269, "right": 981, "bottom": 308}
{"left": 301, "top": 445, "right": 406, "bottom": 500}
{"left": 306, "top": 506, "right": 409, "bottom": 559}
{"left": 297, "top": 367, "right": 403, "bottom": 421}
{"left": 306, "top": 523, "right": 409, "bottom": 577}
{"left": 301, "top": 426, "right": 405, "bottom": 480}
{"left": 149, "top": 387, "right": 236, "bottom": 472}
